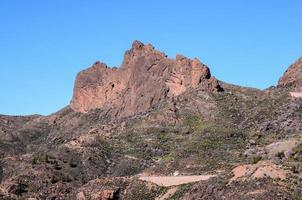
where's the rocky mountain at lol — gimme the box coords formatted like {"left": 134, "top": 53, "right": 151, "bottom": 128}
{"left": 0, "top": 41, "right": 302, "bottom": 200}
{"left": 278, "top": 56, "right": 302, "bottom": 90}
{"left": 71, "top": 41, "right": 222, "bottom": 118}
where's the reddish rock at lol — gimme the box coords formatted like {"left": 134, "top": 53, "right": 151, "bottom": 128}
{"left": 278, "top": 56, "right": 302, "bottom": 90}
{"left": 230, "top": 160, "right": 290, "bottom": 183}
{"left": 70, "top": 41, "right": 222, "bottom": 117}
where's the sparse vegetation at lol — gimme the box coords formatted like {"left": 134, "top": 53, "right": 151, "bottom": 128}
{"left": 124, "top": 181, "right": 166, "bottom": 200}
{"left": 31, "top": 153, "right": 53, "bottom": 165}
{"left": 1, "top": 63, "right": 302, "bottom": 199}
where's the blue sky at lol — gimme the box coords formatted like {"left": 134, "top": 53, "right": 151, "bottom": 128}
{"left": 0, "top": 0, "right": 301, "bottom": 115}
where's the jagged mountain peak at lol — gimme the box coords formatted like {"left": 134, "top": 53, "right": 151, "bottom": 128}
{"left": 70, "top": 41, "right": 222, "bottom": 117}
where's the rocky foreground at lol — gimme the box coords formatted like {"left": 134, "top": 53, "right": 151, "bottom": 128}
{"left": 1, "top": 41, "right": 302, "bottom": 199}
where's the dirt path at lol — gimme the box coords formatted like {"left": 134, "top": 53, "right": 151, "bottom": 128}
{"left": 139, "top": 174, "right": 216, "bottom": 187}
{"left": 290, "top": 92, "right": 302, "bottom": 98}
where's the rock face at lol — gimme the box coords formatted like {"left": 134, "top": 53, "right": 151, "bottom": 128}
{"left": 70, "top": 41, "right": 222, "bottom": 117}
{"left": 278, "top": 56, "right": 302, "bottom": 90}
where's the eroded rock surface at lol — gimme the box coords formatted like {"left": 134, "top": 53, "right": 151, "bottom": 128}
{"left": 278, "top": 56, "right": 302, "bottom": 90}
{"left": 70, "top": 41, "right": 222, "bottom": 118}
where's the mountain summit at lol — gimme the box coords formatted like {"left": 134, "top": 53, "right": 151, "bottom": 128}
{"left": 70, "top": 41, "right": 222, "bottom": 117}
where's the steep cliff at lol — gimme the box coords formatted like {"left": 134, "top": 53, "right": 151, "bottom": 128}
{"left": 70, "top": 41, "right": 222, "bottom": 117}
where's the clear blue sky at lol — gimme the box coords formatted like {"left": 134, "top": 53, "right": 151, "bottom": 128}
{"left": 0, "top": 0, "right": 302, "bottom": 116}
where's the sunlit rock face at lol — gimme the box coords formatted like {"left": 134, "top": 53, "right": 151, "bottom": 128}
{"left": 70, "top": 40, "right": 222, "bottom": 118}
{"left": 278, "top": 56, "right": 302, "bottom": 91}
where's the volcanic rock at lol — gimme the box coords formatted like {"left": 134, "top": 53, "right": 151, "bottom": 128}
{"left": 278, "top": 56, "right": 302, "bottom": 90}
{"left": 70, "top": 41, "right": 222, "bottom": 118}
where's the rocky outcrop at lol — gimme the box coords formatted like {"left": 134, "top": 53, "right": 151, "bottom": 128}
{"left": 278, "top": 56, "right": 302, "bottom": 90}
{"left": 230, "top": 161, "right": 291, "bottom": 183}
{"left": 70, "top": 41, "right": 222, "bottom": 117}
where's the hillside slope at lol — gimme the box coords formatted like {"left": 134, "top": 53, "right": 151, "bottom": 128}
{"left": 0, "top": 42, "right": 302, "bottom": 200}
